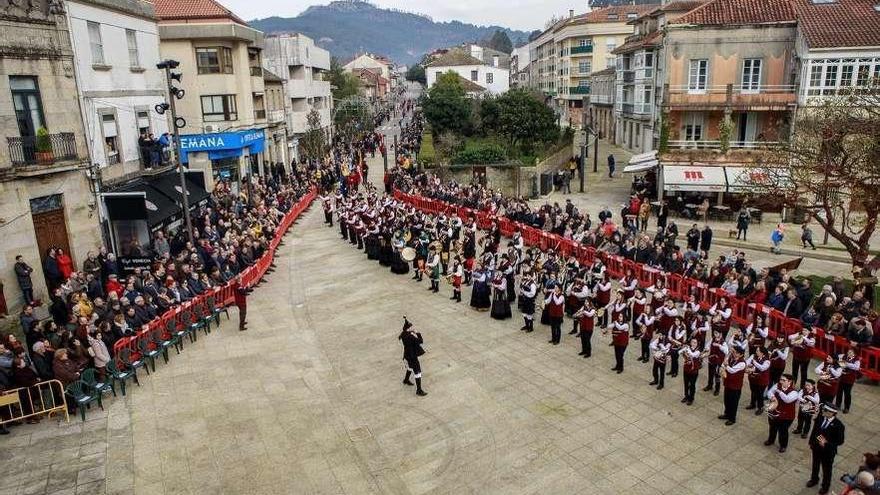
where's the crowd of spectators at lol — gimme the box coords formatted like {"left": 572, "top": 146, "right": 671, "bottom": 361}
{"left": 393, "top": 173, "right": 879, "bottom": 349}
{"left": 1, "top": 172, "right": 311, "bottom": 432}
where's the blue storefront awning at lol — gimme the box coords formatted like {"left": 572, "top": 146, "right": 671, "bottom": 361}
{"left": 179, "top": 129, "right": 266, "bottom": 163}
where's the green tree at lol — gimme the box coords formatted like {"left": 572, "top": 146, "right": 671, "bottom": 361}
{"left": 405, "top": 64, "right": 426, "bottom": 85}
{"left": 422, "top": 71, "right": 472, "bottom": 136}
{"left": 334, "top": 96, "right": 374, "bottom": 143}
{"left": 328, "top": 57, "right": 361, "bottom": 100}
{"left": 486, "top": 30, "right": 513, "bottom": 54}
{"left": 494, "top": 89, "right": 559, "bottom": 153}
{"left": 300, "top": 109, "right": 327, "bottom": 163}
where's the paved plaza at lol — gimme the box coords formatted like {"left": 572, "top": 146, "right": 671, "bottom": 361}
{"left": 3, "top": 201, "right": 880, "bottom": 495}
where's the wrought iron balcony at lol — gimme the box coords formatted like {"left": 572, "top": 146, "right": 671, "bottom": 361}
{"left": 571, "top": 45, "right": 593, "bottom": 55}
{"left": 7, "top": 132, "right": 78, "bottom": 167}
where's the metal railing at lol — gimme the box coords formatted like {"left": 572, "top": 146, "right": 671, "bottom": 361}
{"left": 569, "top": 86, "right": 590, "bottom": 95}
{"left": 108, "top": 152, "right": 120, "bottom": 165}
{"left": 667, "top": 84, "right": 797, "bottom": 95}
{"left": 590, "top": 94, "right": 613, "bottom": 104}
{"left": 7, "top": 132, "right": 78, "bottom": 166}
{"left": 667, "top": 140, "right": 783, "bottom": 149}
{"left": 571, "top": 45, "right": 593, "bottom": 55}
{"left": 0, "top": 379, "right": 68, "bottom": 425}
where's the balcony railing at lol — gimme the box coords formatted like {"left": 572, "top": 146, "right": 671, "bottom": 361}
{"left": 254, "top": 109, "right": 266, "bottom": 120}
{"left": 249, "top": 66, "right": 263, "bottom": 77}
{"left": 7, "top": 132, "right": 78, "bottom": 166}
{"left": 569, "top": 86, "right": 591, "bottom": 95}
{"left": 268, "top": 109, "right": 284, "bottom": 123}
{"left": 108, "top": 152, "right": 120, "bottom": 165}
{"left": 590, "top": 94, "right": 613, "bottom": 105}
{"left": 665, "top": 84, "right": 797, "bottom": 109}
{"left": 667, "top": 140, "right": 783, "bottom": 150}
{"left": 571, "top": 45, "right": 593, "bottom": 55}
{"left": 617, "top": 102, "right": 652, "bottom": 115}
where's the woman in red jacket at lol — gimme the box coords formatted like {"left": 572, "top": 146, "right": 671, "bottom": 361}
{"left": 57, "top": 248, "right": 74, "bottom": 281}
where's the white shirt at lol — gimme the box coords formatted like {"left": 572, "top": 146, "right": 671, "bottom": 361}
{"left": 746, "top": 356, "right": 771, "bottom": 372}
{"left": 520, "top": 282, "right": 537, "bottom": 299}
{"left": 815, "top": 363, "right": 842, "bottom": 379}
{"left": 765, "top": 383, "right": 800, "bottom": 402}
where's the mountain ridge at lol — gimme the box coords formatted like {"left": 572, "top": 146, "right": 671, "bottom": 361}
{"left": 249, "top": 0, "right": 530, "bottom": 66}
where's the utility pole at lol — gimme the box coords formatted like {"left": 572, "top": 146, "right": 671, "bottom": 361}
{"left": 580, "top": 95, "right": 588, "bottom": 192}
{"left": 157, "top": 59, "right": 193, "bottom": 245}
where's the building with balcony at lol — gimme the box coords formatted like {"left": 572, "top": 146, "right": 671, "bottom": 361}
{"left": 65, "top": 0, "right": 169, "bottom": 182}
{"left": 0, "top": 0, "right": 101, "bottom": 307}
{"left": 793, "top": 0, "right": 880, "bottom": 108}
{"left": 263, "top": 32, "right": 332, "bottom": 161}
{"left": 263, "top": 69, "right": 288, "bottom": 170}
{"left": 587, "top": 68, "right": 616, "bottom": 140}
{"left": 425, "top": 45, "right": 510, "bottom": 95}
{"left": 662, "top": 0, "right": 799, "bottom": 157}
{"left": 154, "top": 0, "right": 270, "bottom": 193}
{"left": 526, "top": 5, "right": 658, "bottom": 127}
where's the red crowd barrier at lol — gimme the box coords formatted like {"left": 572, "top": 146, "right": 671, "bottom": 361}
{"left": 395, "top": 191, "right": 880, "bottom": 381}
{"left": 111, "top": 190, "right": 316, "bottom": 359}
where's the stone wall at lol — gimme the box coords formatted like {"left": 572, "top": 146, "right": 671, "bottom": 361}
{"left": 437, "top": 164, "right": 536, "bottom": 198}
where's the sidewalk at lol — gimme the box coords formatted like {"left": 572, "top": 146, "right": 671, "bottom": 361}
{"left": 533, "top": 139, "right": 859, "bottom": 277}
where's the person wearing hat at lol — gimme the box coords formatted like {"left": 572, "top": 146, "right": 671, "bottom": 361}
{"left": 398, "top": 316, "right": 426, "bottom": 397}
{"left": 425, "top": 245, "right": 441, "bottom": 293}
{"left": 807, "top": 403, "right": 846, "bottom": 494}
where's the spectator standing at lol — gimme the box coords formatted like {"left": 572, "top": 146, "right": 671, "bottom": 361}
{"left": 14, "top": 255, "right": 34, "bottom": 304}
{"left": 43, "top": 248, "right": 62, "bottom": 291}
{"left": 56, "top": 248, "right": 73, "bottom": 280}
{"left": 607, "top": 153, "right": 616, "bottom": 178}
{"left": 701, "top": 225, "right": 713, "bottom": 252}
{"left": 736, "top": 207, "right": 751, "bottom": 241}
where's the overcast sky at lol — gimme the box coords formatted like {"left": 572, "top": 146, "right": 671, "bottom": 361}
{"left": 224, "top": 0, "right": 583, "bottom": 32}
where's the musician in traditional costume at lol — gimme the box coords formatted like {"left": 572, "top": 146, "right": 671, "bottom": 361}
{"left": 594, "top": 274, "right": 612, "bottom": 327}
{"left": 501, "top": 255, "right": 516, "bottom": 303}
{"left": 705, "top": 329, "right": 729, "bottom": 396}
{"left": 648, "top": 333, "right": 671, "bottom": 389}
{"left": 399, "top": 317, "right": 427, "bottom": 397}
{"left": 412, "top": 232, "right": 429, "bottom": 282}
{"left": 365, "top": 222, "right": 380, "bottom": 260}
{"left": 835, "top": 348, "right": 860, "bottom": 413}
{"left": 490, "top": 271, "right": 512, "bottom": 320}
{"left": 519, "top": 273, "right": 537, "bottom": 332}
{"left": 469, "top": 265, "right": 491, "bottom": 311}
{"left": 607, "top": 312, "right": 630, "bottom": 373}
{"left": 690, "top": 314, "right": 711, "bottom": 350}
{"left": 426, "top": 246, "right": 441, "bottom": 293}
{"left": 708, "top": 298, "right": 732, "bottom": 336}
{"left": 764, "top": 373, "right": 799, "bottom": 453}
{"left": 655, "top": 299, "right": 678, "bottom": 336}
{"left": 793, "top": 379, "right": 820, "bottom": 438}
{"left": 745, "top": 314, "right": 769, "bottom": 355}
{"left": 620, "top": 269, "right": 638, "bottom": 301}
{"left": 574, "top": 300, "right": 596, "bottom": 357}
{"left": 745, "top": 346, "right": 771, "bottom": 414}
{"left": 608, "top": 291, "right": 628, "bottom": 336}
{"left": 463, "top": 229, "right": 476, "bottom": 285}
{"left": 636, "top": 307, "right": 656, "bottom": 363}
{"left": 719, "top": 346, "right": 746, "bottom": 425}
{"left": 667, "top": 317, "right": 686, "bottom": 378}
{"left": 545, "top": 285, "right": 565, "bottom": 345}
{"left": 322, "top": 194, "right": 334, "bottom": 226}
{"left": 789, "top": 326, "right": 816, "bottom": 388}
{"left": 629, "top": 289, "right": 647, "bottom": 337}
{"left": 390, "top": 232, "right": 410, "bottom": 275}
{"left": 540, "top": 274, "right": 559, "bottom": 326}
{"left": 815, "top": 354, "right": 842, "bottom": 404}
{"left": 682, "top": 294, "right": 701, "bottom": 329}
{"left": 768, "top": 335, "right": 789, "bottom": 387}
{"left": 447, "top": 257, "right": 463, "bottom": 302}
{"left": 680, "top": 338, "right": 703, "bottom": 405}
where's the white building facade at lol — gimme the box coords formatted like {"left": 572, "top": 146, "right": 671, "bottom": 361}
{"left": 426, "top": 45, "right": 510, "bottom": 94}
{"left": 65, "top": 0, "right": 168, "bottom": 181}
{"left": 263, "top": 33, "right": 333, "bottom": 160}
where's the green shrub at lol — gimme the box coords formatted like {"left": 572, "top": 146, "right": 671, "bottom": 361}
{"left": 35, "top": 127, "right": 51, "bottom": 153}
{"left": 452, "top": 142, "right": 506, "bottom": 164}
{"left": 419, "top": 132, "right": 436, "bottom": 167}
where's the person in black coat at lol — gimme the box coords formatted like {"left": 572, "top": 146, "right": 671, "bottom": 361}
{"left": 686, "top": 225, "right": 700, "bottom": 251}
{"left": 701, "top": 225, "right": 713, "bottom": 252}
{"left": 14, "top": 255, "right": 34, "bottom": 304}
{"left": 807, "top": 404, "right": 845, "bottom": 494}
{"left": 43, "top": 248, "right": 62, "bottom": 291}
{"left": 399, "top": 316, "right": 427, "bottom": 396}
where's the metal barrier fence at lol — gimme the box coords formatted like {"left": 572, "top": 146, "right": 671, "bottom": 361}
{"left": 394, "top": 190, "right": 880, "bottom": 380}
{"left": 0, "top": 379, "right": 68, "bottom": 425}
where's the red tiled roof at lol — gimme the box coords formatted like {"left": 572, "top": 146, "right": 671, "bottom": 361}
{"left": 561, "top": 4, "right": 660, "bottom": 29}
{"left": 659, "top": 0, "right": 709, "bottom": 12}
{"left": 671, "top": 0, "right": 796, "bottom": 25}
{"left": 613, "top": 30, "right": 662, "bottom": 54}
{"left": 792, "top": 0, "right": 880, "bottom": 49}
{"left": 153, "top": 0, "right": 248, "bottom": 25}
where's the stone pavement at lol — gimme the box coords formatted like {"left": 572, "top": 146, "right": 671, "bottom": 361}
{"left": 4, "top": 200, "right": 880, "bottom": 495}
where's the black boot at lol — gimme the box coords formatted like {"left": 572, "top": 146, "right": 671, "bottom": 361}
{"left": 520, "top": 318, "right": 529, "bottom": 331}
{"left": 403, "top": 371, "right": 414, "bottom": 386}
{"left": 415, "top": 378, "right": 427, "bottom": 396}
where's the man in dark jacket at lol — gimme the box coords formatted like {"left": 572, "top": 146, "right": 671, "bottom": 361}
{"left": 14, "top": 255, "right": 34, "bottom": 304}
{"left": 782, "top": 289, "right": 804, "bottom": 318}
{"left": 701, "top": 225, "right": 713, "bottom": 252}
{"left": 807, "top": 404, "right": 845, "bottom": 494}
{"left": 399, "top": 316, "right": 427, "bottom": 396}
{"left": 686, "top": 225, "right": 700, "bottom": 251}
{"left": 43, "top": 248, "right": 62, "bottom": 290}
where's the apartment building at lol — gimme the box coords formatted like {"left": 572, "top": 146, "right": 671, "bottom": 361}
{"left": 263, "top": 33, "right": 332, "bottom": 161}
{"left": 263, "top": 69, "right": 289, "bottom": 170}
{"left": 528, "top": 5, "right": 658, "bottom": 127}
{"left": 0, "top": 0, "right": 100, "bottom": 306}
{"left": 65, "top": 0, "right": 168, "bottom": 180}
{"left": 154, "top": 0, "right": 269, "bottom": 192}
{"left": 510, "top": 44, "right": 532, "bottom": 88}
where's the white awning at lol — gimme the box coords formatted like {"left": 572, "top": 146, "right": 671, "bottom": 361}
{"left": 663, "top": 165, "right": 726, "bottom": 192}
{"left": 624, "top": 160, "right": 658, "bottom": 173}
{"left": 725, "top": 166, "right": 791, "bottom": 193}
{"left": 629, "top": 150, "right": 658, "bottom": 165}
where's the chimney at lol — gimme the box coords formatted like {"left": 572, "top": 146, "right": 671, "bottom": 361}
{"left": 569, "top": 9, "right": 575, "bottom": 18}
{"left": 493, "top": 55, "right": 499, "bottom": 67}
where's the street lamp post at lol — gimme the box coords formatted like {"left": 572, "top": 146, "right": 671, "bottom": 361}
{"left": 157, "top": 59, "right": 193, "bottom": 246}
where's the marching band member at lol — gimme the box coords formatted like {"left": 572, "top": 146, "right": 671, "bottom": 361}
{"left": 764, "top": 373, "right": 799, "bottom": 453}
{"left": 628, "top": 289, "right": 648, "bottom": 337}
{"left": 502, "top": 255, "right": 516, "bottom": 303}
{"left": 789, "top": 326, "right": 816, "bottom": 388}
{"left": 447, "top": 257, "right": 463, "bottom": 302}
{"left": 399, "top": 317, "right": 427, "bottom": 397}
{"left": 745, "top": 314, "right": 769, "bottom": 355}
{"left": 322, "top": 194, "right": 334, "bottom": 227}
{"left": 462, "top": 230, "right": 476, "bottom": 285}
{"left": 682, "top": 294, "right": 701, "bottom": 329}
{"left": 490, "top": 271, "right": 512, "bottom": 320}
{"left": 815, "top": 354, "right": 843, "bottom": 404}
{"left": 745, "top": 346, "right": 771, "bottom": 414}
{"left": 469, "top": 265, "right": 491, "bottom": 312}
{"left": 719, "top": 347, "right": 747, "bottom": 426}
{"left": 607, "top": 291, "right": 629, "bottom": 338}
{"left": 574, "top": 300, "right": 597, "bottom": 358}
{"left": 690, "top": 313, "right": 711, "bottom": 349}
{"left": 792, "top": 379, "right": 820, "bottom": 438}
{"left": 727, "top": 327, "right": 749, "bottom": 356}
{"left": 667, "top": 317, "right": 687, "bottom": 378}
{"left": 594, "top": 274, "right": 612, "bottom": 328}
{"left": 606, "top": 312, "right": 630, "bottom": 374}
{"left": 565, "top": 278, "right": 590, "bottom": 323}
{"left": 708, "top": 297, "right": 732, "bottom": 336}
{"left": 656, "top": 299, "right": 678, "bottom": 335}
{"left": 519, "top": 273, "right": 537, "bottom": 332}
{"left": 680, "top": 338, "right": 703, "bottom": 405}
{"left": 648, "top": 333, "right": 671, "bottom": 390}
{"left": 619, "top": 269, "right": 638, "bottom": 300}
{"left": 545, "top": 285, "right": 565, "bottom": 345}
{"left": 767, "top": 335, "right": 789, "bottom": 387}
{"left": 836, "top": 348, "right": 860, "bottom": 413}
{"left": 426, "top": 246, "right": 441, "bottom": 293}
{"left": 646, "top": 279, "right": 668, "bottom": 312}
{"left": 636, "top": 307, "right": 656, "bottom": 363}
{"left": 806, "top": 404, "right": 846, "bottom": 495}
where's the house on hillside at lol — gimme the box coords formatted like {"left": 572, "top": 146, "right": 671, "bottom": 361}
{"left": 344, "top": 53, "right": 395, "bottom": 88}
{"left": 351, "top": 68, "right": 389, "bottom": 99}
{"left": 425, "top": 45, "right": 509, "bottom": 94}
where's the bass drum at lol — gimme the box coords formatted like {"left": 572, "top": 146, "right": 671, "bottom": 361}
{"left": 401, "top": 247, "right": 417, "bottom": 262}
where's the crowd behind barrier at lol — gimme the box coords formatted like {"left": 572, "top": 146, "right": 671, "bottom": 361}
{"left": 110, "top": 190, "right": 316, "bottom": 359}
{"left": 392, "top": 190, "right": 880, "bottom": 381}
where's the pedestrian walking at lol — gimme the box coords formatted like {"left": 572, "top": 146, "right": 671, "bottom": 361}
{"left": 607, "top": 154, "right": 616, "bottom": 178}
{"left": 399, "top": 316, "right": 427, "bottom": 396}
{"left": 14, "top": 255, "right": 34, "bottom": 305}
{"left": 801, "top": 224, "right": 816, "bottom": 250}
{"left": 771, "top": 224, "right": 785, "bottom": 254}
